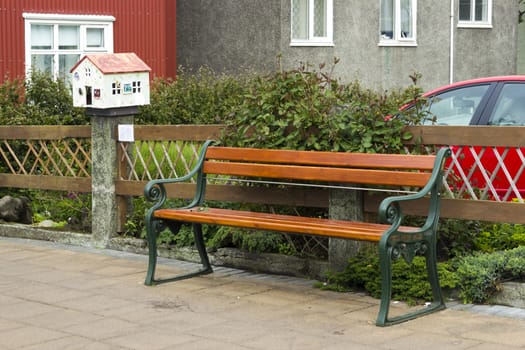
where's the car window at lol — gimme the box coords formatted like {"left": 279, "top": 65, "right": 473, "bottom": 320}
{"left": 488, "top": 83, "right": 525, "bottom": 126}
{"left": 422, "top": 85, "right": 490, "bottom": 125}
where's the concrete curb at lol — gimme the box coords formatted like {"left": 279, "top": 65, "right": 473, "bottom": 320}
{"left": 0, "top": 223, "right": 329, "bottom": 280}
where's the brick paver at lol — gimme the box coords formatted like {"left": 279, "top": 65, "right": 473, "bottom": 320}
{"left": 1, "top": 237, "right": 525, "bottom": 350}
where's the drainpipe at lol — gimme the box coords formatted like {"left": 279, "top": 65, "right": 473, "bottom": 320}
{"left": 450, "top": 0, "right": 455, "bottom": 84}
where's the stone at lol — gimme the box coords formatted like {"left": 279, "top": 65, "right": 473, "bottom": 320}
{"left": 490, "top": 282, "right": 525, "bottom": 308}
{"left": 0, "top": 195, "right": 32, "bottom": 224}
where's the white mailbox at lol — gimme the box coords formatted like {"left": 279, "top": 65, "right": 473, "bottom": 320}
{"left": 70, "top": 53, "right": 151, "bottom": 109}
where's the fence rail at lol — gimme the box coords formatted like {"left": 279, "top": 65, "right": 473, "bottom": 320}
{"left": 1, "top": 125, "right": 524, "bottom": 225}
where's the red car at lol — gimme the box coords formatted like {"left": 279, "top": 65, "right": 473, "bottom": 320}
{"left": 402, "top": 76, "right": 525, "bottom": 201}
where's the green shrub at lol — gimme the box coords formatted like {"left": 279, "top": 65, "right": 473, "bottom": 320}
{"left": 208, "top": 226, "right": 285, "bottom": 253}
{"left": 436, "top": 218, "right": 482, "bottom": 259}
{"left": 475, "top": 223, "right": 525, "bottom": 252}
{"left": 456, "top": 246, "right": 525, "bottom": 303}
{"left": 220, "top": 62, "right": 426, "bottom": 153}
{"left": 137, "top": 66, "right": 253, "bottom": 125}
{"left": 0, "top": 70, "right": 87, "bottom": 125}
{"left": 319, "top": 248, "right": 458, "bottom": 305}
{"left": 31, "top": 190, "right": 91, "bottom": 231}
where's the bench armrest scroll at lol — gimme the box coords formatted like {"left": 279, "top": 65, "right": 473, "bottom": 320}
{"left": 378, "top": 147, "right": 451, "bottom": 226}
{"left": 144, "top": 140, "right": 216, "bottom": 210}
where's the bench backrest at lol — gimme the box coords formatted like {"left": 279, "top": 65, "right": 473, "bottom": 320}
{"left": 203, "top": 147, "right": 438, "bottom": 188}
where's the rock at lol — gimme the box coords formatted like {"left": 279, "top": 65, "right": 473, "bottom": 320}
{"left": 490, "top": 282, "right": 525, "bottom": 308}
{"left": 37, "top": 219, "right": 57, "bottom": 228}
{"left": 0, "top": 195, "right": 32, "bottom": 224}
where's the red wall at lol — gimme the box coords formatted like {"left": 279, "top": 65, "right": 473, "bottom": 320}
{"left": 0, "top": 0, "right": 176, "bottom": 79}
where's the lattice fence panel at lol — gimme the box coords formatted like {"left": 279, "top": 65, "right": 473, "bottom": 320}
{"left": 404, "top": 145, "right": 525, "bottom": 203}
{"left": 0, "top": 139, "right": 91, "bottom": 177}
{"left": 119, "top": 140, "right": 204, "bottom": 181}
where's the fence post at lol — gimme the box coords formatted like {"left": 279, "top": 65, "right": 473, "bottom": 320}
{"left": 328, "top": 188, "right": 370, "bottom": 271}
{"left": 90, "top": 114, "right": 134, "bottom": 247}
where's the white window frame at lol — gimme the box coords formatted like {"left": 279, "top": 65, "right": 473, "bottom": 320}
{"left": 378, "top": 0, "right": 417, "bottom": 47}
{"left": 23, "top": 13, "right": 115, "bottom": 81}
{"left": 290, "top": 0, "right": 334, "bottom": 47}
{"left": 457, "top": 0, "right": 492, "bottom": 28}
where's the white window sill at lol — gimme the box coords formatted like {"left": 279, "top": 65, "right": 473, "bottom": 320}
{"left": 378, "top": 40, "right": 417, "bottom": 47}
{"left": 457, "top": 22, "right": 492, "bottom": 29}
{"left": 290, "top": 41, "right": 335, "bottom": 47}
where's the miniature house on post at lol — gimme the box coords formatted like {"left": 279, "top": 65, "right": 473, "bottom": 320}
{"left": 70, "top": 52, "right": 151, "bottom": 115}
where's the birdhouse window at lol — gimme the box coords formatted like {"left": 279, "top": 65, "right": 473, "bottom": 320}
{"left": 112, "top": 82, "right": 121, "bottom": 95}
{"left": 132, "top": 81, "right": 141, "bottom": 93}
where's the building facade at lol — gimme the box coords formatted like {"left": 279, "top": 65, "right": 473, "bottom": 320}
{"left": 0, "top": 0, "right": 176, "bottom": 81}
{"left": 176, "top": 0, "right": 519, "bottom": 91}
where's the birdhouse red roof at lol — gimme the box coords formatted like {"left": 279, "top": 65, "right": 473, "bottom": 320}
{"left": 70, "top": 53, "right": 151, "bottom": 74}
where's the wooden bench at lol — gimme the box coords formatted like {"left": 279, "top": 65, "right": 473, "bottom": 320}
{"left": 143, "top": 140, "right": 451, "bottom": 326}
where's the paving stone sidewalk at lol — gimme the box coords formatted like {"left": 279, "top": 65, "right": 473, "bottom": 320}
{"left": 1, "top": 237, "right": 525, "bottom": 350}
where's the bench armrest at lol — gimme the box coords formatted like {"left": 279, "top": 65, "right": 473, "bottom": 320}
{"left": 144, "top": 140, "right": 215, "bottom": 211}
{"left": 378, "top": 147, "right": 451, "bottom": 229}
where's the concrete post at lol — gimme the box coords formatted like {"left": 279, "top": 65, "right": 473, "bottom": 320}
{"left": 90, "top": 114, "right": 133, "bottom": 247}
{"left": 328, "top": 188, "right": 369, "bottom": 271}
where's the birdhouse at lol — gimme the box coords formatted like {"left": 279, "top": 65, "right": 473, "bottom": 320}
{"left": 70, "top": 53, "right": 151, "bottom": 110}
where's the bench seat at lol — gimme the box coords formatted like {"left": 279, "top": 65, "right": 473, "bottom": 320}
{"left": 154, "top": 207, "right": 419, "bottom": 241}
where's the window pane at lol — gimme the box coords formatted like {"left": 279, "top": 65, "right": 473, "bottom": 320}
{"left": 475, "top": 0, "right": 487, "bottom": 21}
{"left": 380, "top": 0, "right": 394, "bottom": 39}
{"left": 313, "top": 0, "right": 326, "bottom": 37}
{"left": 31, "top": 54, "right": 54, "bottom": 74}
{"left": 423, "top": 85, "right": 490, "bottom": 125}
{"left": 59, "top": 54, "right": 80, "bottom": 86}
{"left": 489, "top": 84, "right": 525, "bottom": 126}
{"left": 459, "top": 0, "right": 471, "bottom": 21}
{"left": 400, "top": 0, "right": 412, "bottom": 38}
{"left": 292, "top": 0, "right": 309, "bottom": 40}
{"left": 87, "top": 28, "right": 105, "bottom": 48}
{"left": 31, "top": 24, "right": 53, "bottom": 49}
{"left": 59, "top": 25, "right": 79, "bottom": 50}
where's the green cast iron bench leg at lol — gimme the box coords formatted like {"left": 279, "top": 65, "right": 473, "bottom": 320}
{"left": 145, "top": 220, "right": 212, "bottom": 286}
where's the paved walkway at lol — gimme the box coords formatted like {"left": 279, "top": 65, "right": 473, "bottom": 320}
{"left": 1, "top": 237, "right": 525, "bottom": 350}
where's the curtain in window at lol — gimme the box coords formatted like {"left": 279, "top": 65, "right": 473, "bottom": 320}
{"left": 313, "top": 0, "right": 326, "bottom": 37}
{"left": 475, "top": 0, "right": 487, "bottom": 21}
{"left": 31, "top": 54, "right": 53, "bottom": 73}
{"left": 380, "top": 0, "right": 394, "bottom": 39}
{"left": 59, "top": 54, "right": 80, "bottom": 86}
{"left": 292, "top": 0, "right": 309, "bottom": 40}
{"left": 31, "top": 24, "right": 53, "bottom": 49}
{"left": 459, "top": 0, "right": 470, "bottom": 20}
{"left": 87, "top": 28, "right": 105, "bottom": 48}
{"left": 400, "top": 0, "right": 412, "bottom": 38}
{"left": 59, "top": 25, "right": 80, "bottom": 50}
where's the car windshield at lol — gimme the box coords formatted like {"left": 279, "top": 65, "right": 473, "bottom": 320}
{"left": 488, "top": 83, "right": 525, "bottom": 126}
{"left": 421, "top": 84, "right": 490, "bottom": 125}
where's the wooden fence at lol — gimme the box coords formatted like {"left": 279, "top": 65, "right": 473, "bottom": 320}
{"left": 1, "top": 125, "right": 524, "bottom": 226}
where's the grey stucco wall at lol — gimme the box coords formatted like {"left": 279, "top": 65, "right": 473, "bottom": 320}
{"left": 176, "top": 0, "right": 282, "bottom": 72}
{"left": 454, "top": 0, "right": 518, "bottom": 82}
{"left": 177, "top": 0, "right": 519, "bottom": 92}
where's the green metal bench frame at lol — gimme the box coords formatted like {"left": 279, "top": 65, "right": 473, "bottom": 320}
{"left": 143, "top": 140, "right": 451, "bottom": 326}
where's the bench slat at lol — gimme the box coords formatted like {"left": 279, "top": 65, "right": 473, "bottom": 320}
{"left": 153, "top": 207, "right": 419, "bottom": 241}
{"left": 206, "top": 146, "right": 437, "bottom": 170}
{"left": 203, "top": 161, "right": 432, "bottom": 187}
